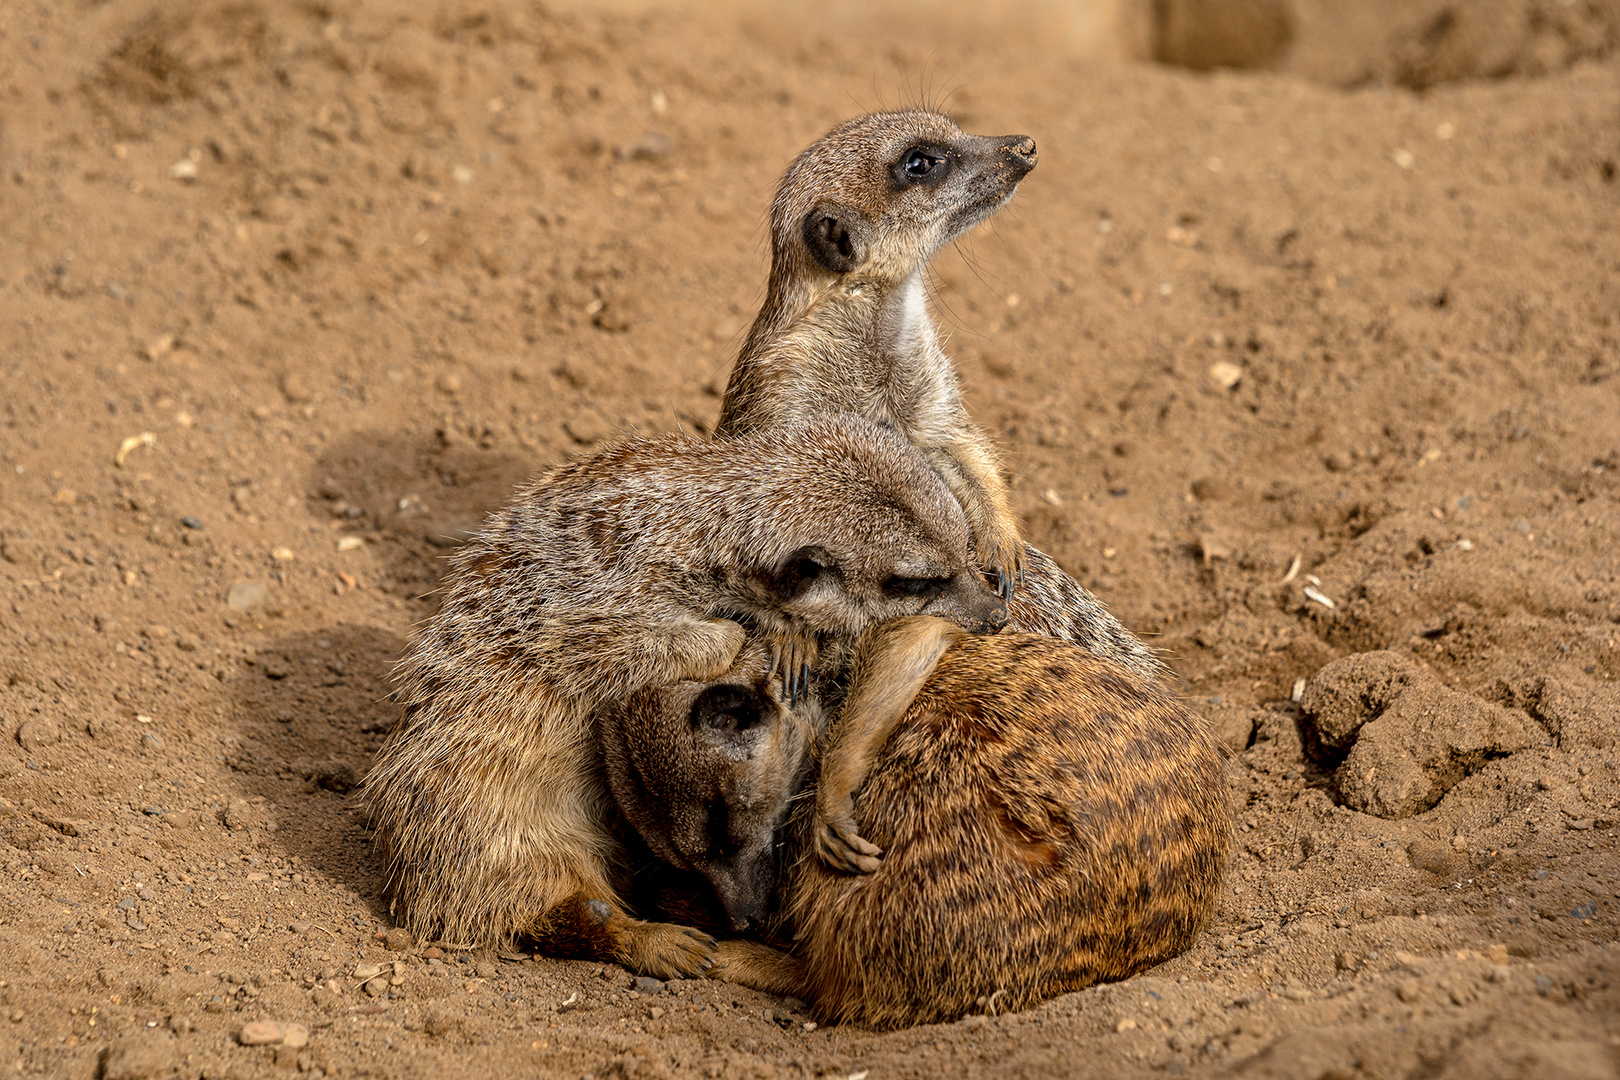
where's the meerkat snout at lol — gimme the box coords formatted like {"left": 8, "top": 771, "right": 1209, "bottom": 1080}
{"left": 1004, "top": 135, "right": 1037, "bottom": 173}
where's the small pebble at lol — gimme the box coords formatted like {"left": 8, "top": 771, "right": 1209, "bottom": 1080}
{"left": 279, "top": 373, "right": 313, "bottom": 404}
{"left": 289, "top": 921, "right": 311, "bottom": 934}
{"left": 238, "top": 1020, "right": 283, "bottom": 1046}
{"left": 226, "top": 580, "right": 268, "bottom": 612}
{"left": 281, "top": 1023, "right": 310, "bottom": 1049}
{"left": 1209, "top": 361, "right": 1243, "bottom": 390}
{"left": 633, "top": 976, "right": 665, "bottom": 995}
{"left": 15, "top": 721, "right": 60, "bottom": 752}
{"left": 181, "top": 516, "right": 203, "bottom": 530}
{"left": 382, "top": 927, "right": 414, "bottom": 951}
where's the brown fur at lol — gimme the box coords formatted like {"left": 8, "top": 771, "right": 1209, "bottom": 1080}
{"left": 358, "top": 415, "right": 1006, "bottom": 976}
{"left": 716, "top": 111, "right": 1037, "bottom": 590}
{"left": 713, "top": 113, "right": 1161, "bottom": 680}
{"left": 599, "top": 639, "right": 822, "bottom": 933}
{"left": 1005, "top": 543, "right": 1166, "bottom": 679}
{"left": 687, "top": 621, "right": 1231, "bottom": 1029}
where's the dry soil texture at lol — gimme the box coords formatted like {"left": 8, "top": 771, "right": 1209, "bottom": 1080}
{"left": 1, "top": 1, "right": 1618, "bottom": 1078}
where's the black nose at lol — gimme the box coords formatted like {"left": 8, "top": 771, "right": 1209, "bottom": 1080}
{"left": 976, "top": 603, "right": 1009, "bottom": 636}
{"left": 1003, "top": 135, "right": 1037, "bottom": 178}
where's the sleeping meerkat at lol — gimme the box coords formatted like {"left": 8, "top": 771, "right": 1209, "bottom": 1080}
{"left": 716, "top": 110, "right": 1037, "bottom": 598}
{"left": 609, "top": 618, "right": 1230, "bottom": 1027}
{"left": 358, "top": 414, "right": 1006, "bottom": 977}
{"left": 599, "top": 638, "right": 823, "bottom": 934}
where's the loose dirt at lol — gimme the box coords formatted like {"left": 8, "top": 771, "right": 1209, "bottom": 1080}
{"left": 1, "top": 0, "right": 1617, "bottom": 1077}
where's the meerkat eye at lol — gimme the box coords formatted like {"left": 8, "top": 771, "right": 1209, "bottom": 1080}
{"left": 893, "top": 146, "right": 950, "bottom": 187}
{"left": 903, "top": 150, "right": 940, "bottom": 177}
{"left": 882, "top": 574, "right": 949, "bottom": 599}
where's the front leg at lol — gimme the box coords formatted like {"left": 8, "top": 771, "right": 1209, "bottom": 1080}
{"left": 921, "top": 435, "right": 1023, "bottom": 601}
{"left": 536, "top": 613, "right": 746, "bottom": 703}
{"left": 814, "top": 616, "right": 967, "bottom": 874}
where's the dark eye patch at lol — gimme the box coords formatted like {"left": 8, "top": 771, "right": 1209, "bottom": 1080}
{"left": 883, "top": 574, "right": 949, "bottom": 599}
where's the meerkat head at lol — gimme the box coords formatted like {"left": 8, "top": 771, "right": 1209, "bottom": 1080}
{"left": 771, "top": 110, "right": 1037, "bottom": 286}
{"left": 599, "top": 642, "right": 817, "bottom": 932}
{"left": 740, "top": 415, "right": 1009, "bottom": 638}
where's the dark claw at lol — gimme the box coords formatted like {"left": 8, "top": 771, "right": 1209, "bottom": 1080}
{"left": 797, "top": 663, "right": 810, "bottom": 703}
{"left": 995, "top": 565, "right": 1014, "bottom": 602}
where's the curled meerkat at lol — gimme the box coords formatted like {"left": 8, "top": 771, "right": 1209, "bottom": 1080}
{"left": 359, "top": 414, "right": 1006, "bottom": 977}
{"left": 717, "top": 110, "right": 1037, "bottom": 596}
{"left": 599, "top": 638, "right": 821, "bottom": 933}
{"left": 615, "top": 618, "right": 1230, "bottom": 1028}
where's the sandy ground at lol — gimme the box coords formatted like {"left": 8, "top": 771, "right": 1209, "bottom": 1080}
{"left": 1, "top": 0, "right": 1618, "bottom": 1077}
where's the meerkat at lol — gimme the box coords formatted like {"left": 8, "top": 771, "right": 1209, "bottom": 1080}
{"left": 599, "top": 637, "right": 822, "bottom": 934}
{"left": 716, "top": 110, "right": 1037, "bottom": 597}
{"left": 658, "top": 618, "right": 1230, "bottom": 1029}
{"left": 713, "top": 111, "right": 1160, "bottom": 680}
{"left": 595, "top": 560, "right": 1170, "bottom": 942}
{"left": 359, "top": 414, "right": 1007, "bottom": 977}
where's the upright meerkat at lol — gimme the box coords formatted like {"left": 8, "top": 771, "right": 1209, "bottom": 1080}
{"left": 717, "top": 110, "right": 1037, "bottom": 597}
{"left": 715, "top": 111, "right": 1162, "bottom": 681}
{"left": 359, "top": 414, "right": 1006, "bottom": 977}
{"left": 607, "top": 618, "right": 1230, "bottom": 1028}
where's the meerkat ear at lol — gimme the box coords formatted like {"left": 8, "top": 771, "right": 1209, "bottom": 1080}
{"left": 770, "top": 544, "right": 835, "bottom": 600}
{"left": 691, "top": 685, "right": 765, "bottom": 735}
{"left": 802, "top": 203, "right": 871, "bottom": 275}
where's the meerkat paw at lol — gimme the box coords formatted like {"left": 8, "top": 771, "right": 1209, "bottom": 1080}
{"left": 814, "top": 802, "right": 883, "bottom": 875}
{"left": 613, "top": 918, "right": 718, "bottom": 980}
{"left": 707, "top": 940, "right": 808, "bottom": 997}
{"left": 768, "top": 628, "right": 818, "bottom": 704}
{"left": 682, "top": 618, "right": 748, "bottom": 682}
{"left": 978, "top": 530, "right": 1025, "bottom": 602}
